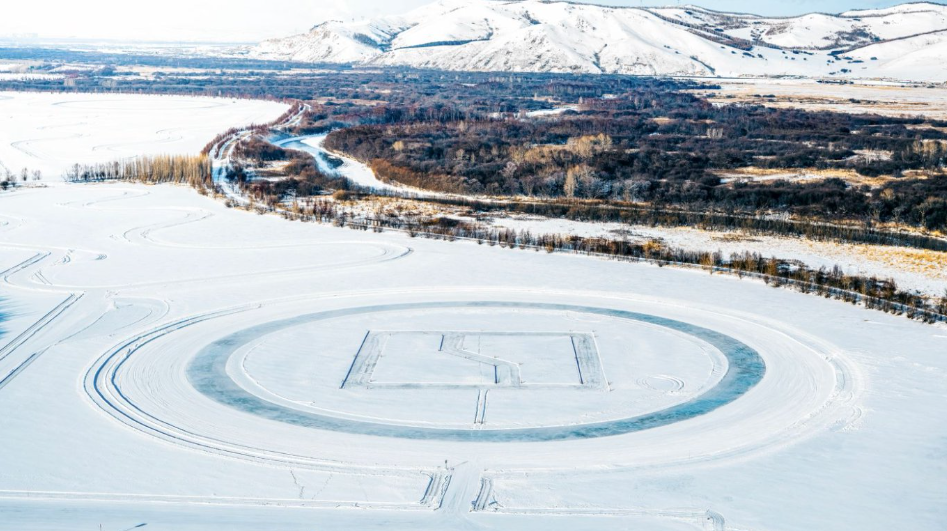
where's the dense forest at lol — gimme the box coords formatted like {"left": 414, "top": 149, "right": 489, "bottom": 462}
{"left": 5, "top": 51, "right": 943, "bottom": 232}
{"left": 322, "top": 89, "right": 947, "bottom": 232}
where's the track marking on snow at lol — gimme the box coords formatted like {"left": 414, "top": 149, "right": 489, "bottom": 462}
{"left": 0, "top": 293, "right": 83, "bottom": 392}
{"left": 571, "top": 333, "right": 607, "bottom": 389}
{"left": 474, "top": 390, "right": 488, "bottom": 426}
{"left": 420, "top": 469, "right": 451, "bottom": 508}
{"left": 83, "top": 304, "right": 441, "bottom": 480}
{"left": 442, "top": 333, "right": 521, "bottom": 387}
{"left": 343, "top": 330, "right": 604, "bottom": 391}
{"left": 62, "top": 297, "right": 170, "bottom": 343}
{"left": 0, "top": 252, "right": 50, "bottom": 283}
{"left": 438, "top": 461, "right": 481, "bottom": 514}
{"left": 638, "top": 375, "right": 687, "bottom": 394}
{"left": 74, "top": 282, "right": 856, "bottom": 465}
{"left": 0, "top": 490, "right": 432, "bottom": 511}
{"left": 119, "top": 301, "right": 766, "bottom": 442}
{"left": 0, "top": 212, "right": 26, "bottom": 233}
{"left": 18, "top": 187, "right": 414, "bottom": 290}
{"left": 471, "top": 476, "right": 495, "bottom": 511}
{"left": 71, "top": 283, "right": 858, "bottom": 478}
{"left": 476, "top": 504, "right": 727, "bottom": 531}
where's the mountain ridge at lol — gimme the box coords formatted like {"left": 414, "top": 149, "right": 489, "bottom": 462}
{"left": 249, "top": 0, "right": 947, "bottom": 81}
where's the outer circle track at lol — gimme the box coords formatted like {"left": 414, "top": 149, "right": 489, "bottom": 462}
{"left": 186, "top": 301, "right": 765, "bottom": 442}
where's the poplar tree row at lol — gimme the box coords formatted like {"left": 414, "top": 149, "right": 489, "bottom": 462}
{"left": 64, "top": 155, "right": 212, "bottom": 189}
{"left": 249, "top": 195, "right": 947, "bottom": 325}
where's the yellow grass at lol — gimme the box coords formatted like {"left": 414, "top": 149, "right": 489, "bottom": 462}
{"left": 714, "top": 166, "right": 899, "bottom": 187}
{"left": 844, "top": 245, "right": 947, "bottom": 287}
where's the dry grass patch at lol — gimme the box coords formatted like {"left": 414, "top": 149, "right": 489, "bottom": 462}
{"left": 715, "top": 166, "right": 898, "bottom": 187}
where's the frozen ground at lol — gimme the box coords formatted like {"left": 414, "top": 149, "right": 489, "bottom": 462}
{"left": 0, "top": 181, "right": 945, "bottom": 530}
{"left": 485, "top": 215, "right": 947, "bottom": 296}
{"left": 0, "top": 92, "right": 287, "bottom": 179}
{"left": 703, "top": 78, "right": 947, "bottom": 120}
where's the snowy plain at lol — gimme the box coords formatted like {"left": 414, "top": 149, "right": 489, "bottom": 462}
{"left": 483, "top": 215, "right": 947, "bottom": 296}
{"left": 0, "top": 92, "right": 287, "bottom": 179}
{"left": 0, "top": 90, "right": 945, "bottom": 531}
{"left": 0, "top": 181, "right": 945, "bottom": 530}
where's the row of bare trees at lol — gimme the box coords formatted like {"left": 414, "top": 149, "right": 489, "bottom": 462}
{"left": 241, "top": 194, "right": 947, "bottom": 325}
{"left": 64, "top": 155, "right": 212, "bottom": 189}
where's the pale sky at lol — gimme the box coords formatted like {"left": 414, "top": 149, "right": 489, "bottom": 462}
{"left": 1, "top": 0, "right": 943, "bottom": 43}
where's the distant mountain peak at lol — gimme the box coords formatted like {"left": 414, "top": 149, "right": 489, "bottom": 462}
{"left": 250, "top": 0, "right": 947, "bottom": 82}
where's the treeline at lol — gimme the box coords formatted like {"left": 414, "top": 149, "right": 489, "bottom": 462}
{"left": 235, "top": 129, "right": 946, "bottom": 252}
{"left": 243, "top": 195, "right": 947, "bottom": 325}
{"left": 64, "top": 155, "right": 212, "bottom": 188}
{"left": 68, "top": 144, "right": 942, "bottom": 325}
{"left": 406, "top": 195, "right": 947, "bottom": 252}
{"left": 1, "top": 62, "right": 682, "bottom": 109}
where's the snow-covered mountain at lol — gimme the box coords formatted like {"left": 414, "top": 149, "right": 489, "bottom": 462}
{"left": 250, "top": 0, "right": 947, "bottom": 81}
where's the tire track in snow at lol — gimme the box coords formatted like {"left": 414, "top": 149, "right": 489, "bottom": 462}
{"left": 0, "top": 293, "right": 83, "bottom": 392}
{"left": 40, "top": 186, "right": 415, "bottom": 290}
{"left": 83, "top": 304, "right": 443, "bottom": 484}
{"left": 0, "top": 489, "right": 437, "bottom": 511}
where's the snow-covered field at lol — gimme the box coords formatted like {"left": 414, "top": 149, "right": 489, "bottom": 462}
{"left": 1, "top": 180, "right": 946, "bottom": 530}
{"left": 0, "top": 88, "right": 945, "bottom": 530}
{"left": 0, "top": 92, "right": 287, "bottom": 179}
{"left": 485, "top": 215, "right": 947, "bottom": 296}
{"left": 704, "top": 78, "right": 947, "bottom": 119}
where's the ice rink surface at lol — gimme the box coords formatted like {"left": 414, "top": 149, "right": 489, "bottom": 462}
{"left": 0, "top": 181, "right": 945, "bottom": 530}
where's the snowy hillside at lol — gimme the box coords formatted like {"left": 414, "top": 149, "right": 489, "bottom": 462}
{"left": 848, "top": 29, "right": 947, "bottom": 81}
{"left": 653, "top": 2, "right": 947, "bottom": 50}
{"left": 249, "top": 0, "right": 947, "bottom": 81}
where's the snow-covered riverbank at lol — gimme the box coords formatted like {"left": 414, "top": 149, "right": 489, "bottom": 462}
{"left": 273, "top": 133, "right": 444, "bottom": 198}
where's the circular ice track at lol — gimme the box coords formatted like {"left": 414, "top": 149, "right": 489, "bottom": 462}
{"left": 85, "top": 290, "right": 852, "bottom": 471}
{"left": 187, "top": 302, "right": 764, "bottom": 442}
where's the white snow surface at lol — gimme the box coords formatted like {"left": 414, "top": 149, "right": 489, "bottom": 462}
{"left": 249, "top": 0, "right": 947, "bottom": 81}
{"left": 849, "top": 30, "right": 947, "bottom": 81}
{"left": 0, "top": 90, "right": 945, "bottom": 530}
{"left": 483, "top": 215, "right": 947, "bottom": 296}
{"left": 0, "top": 92, "right": 288, "bottom": 180}
{"left": 0, "top": 177, "right": 945, "bottom": 530}
{"left": 655, "top": 3, "right": 947, "bottom": 50}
